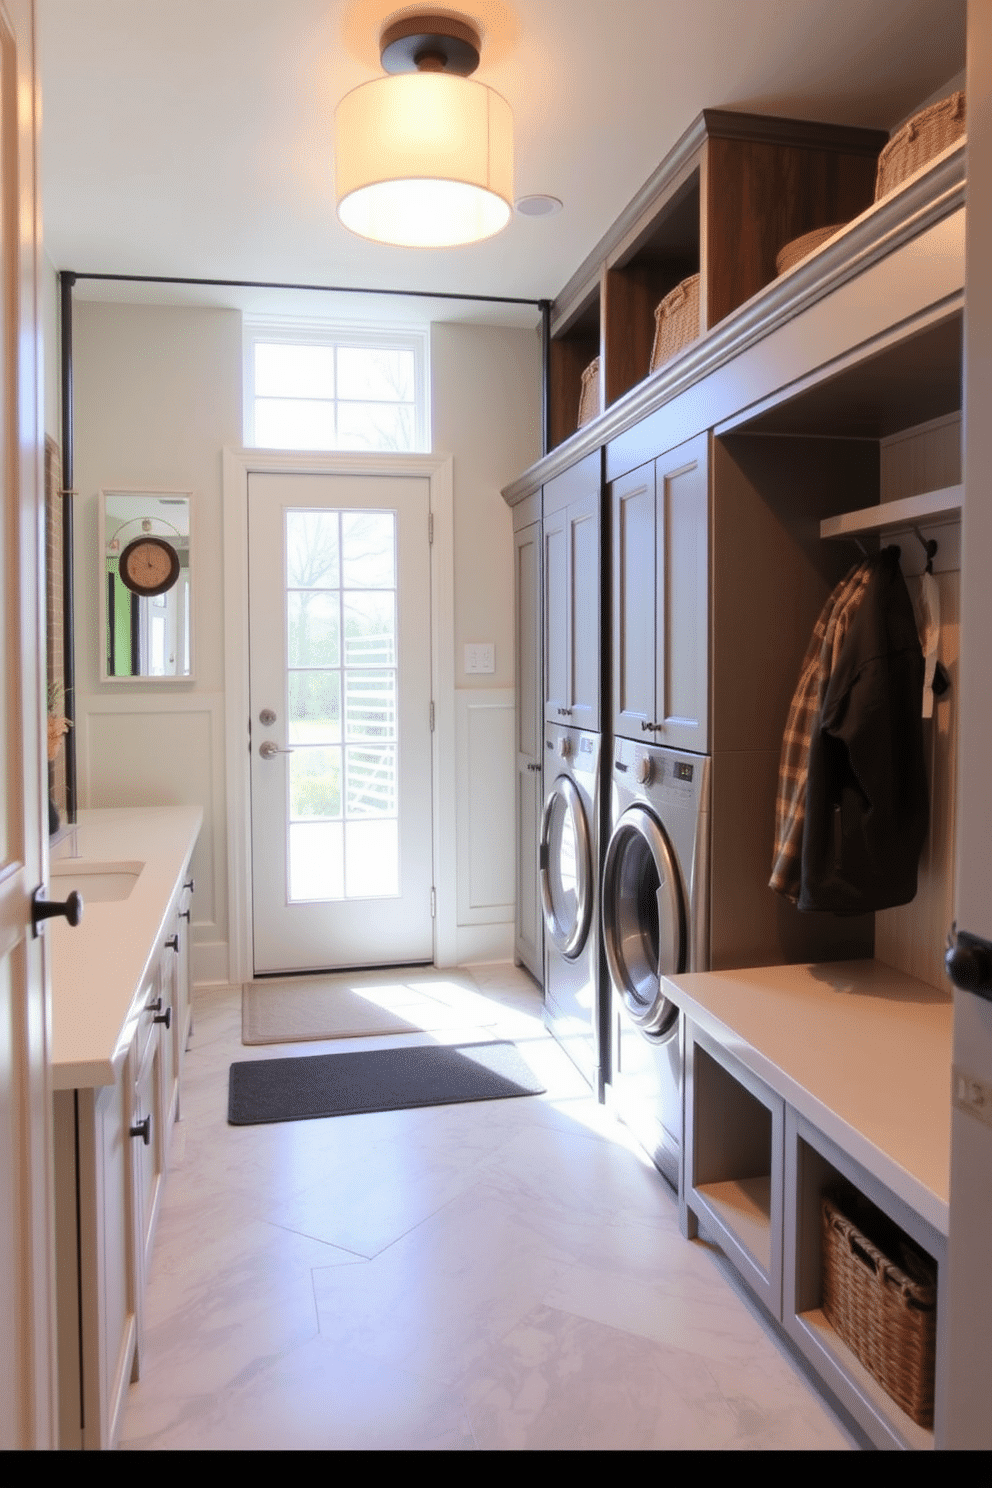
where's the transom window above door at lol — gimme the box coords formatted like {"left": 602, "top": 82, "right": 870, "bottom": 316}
{"left": 243, "top": 320, "right": 430, "bottom": 453}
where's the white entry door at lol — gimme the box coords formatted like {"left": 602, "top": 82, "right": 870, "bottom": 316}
{"left": 0, "top": 0, "right": 56, "bottom": 1447}
{"left": 248, "top": 471, "right": 435, "bottom": 973}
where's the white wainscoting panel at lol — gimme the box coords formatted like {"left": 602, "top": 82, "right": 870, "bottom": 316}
{"left": 79, "top": 691, "right": 228, "bottom": 986}
{"left": 455, "top": 688, "right": 515, "bottom": 927}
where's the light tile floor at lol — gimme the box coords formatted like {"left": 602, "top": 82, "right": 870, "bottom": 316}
{"left": 119, "top": 964, "right": 862, "bottom": 1450}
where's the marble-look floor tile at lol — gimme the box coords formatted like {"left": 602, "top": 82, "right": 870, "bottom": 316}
{"left": 117, "top": 966, "right": 855, "bottom": 1450}
{"left": 460, "top": 1303, "right": 742, "bottom": 1450}
{"left": 122, "top": 1333, "right": 477, "bottom": 1451}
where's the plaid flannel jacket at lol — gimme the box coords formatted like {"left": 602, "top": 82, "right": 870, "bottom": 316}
{"left": 769, "top": 560, "right": 873, "bottom": 902}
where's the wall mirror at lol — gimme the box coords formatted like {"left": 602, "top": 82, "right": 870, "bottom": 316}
{"left": 100, "top": 490, "right": 193, "bottom": 680}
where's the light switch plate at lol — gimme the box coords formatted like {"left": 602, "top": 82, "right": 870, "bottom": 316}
{"left": 464, "top": 643, "right": 495, "bottom": 674}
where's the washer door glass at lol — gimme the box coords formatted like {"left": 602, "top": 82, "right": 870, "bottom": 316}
{"left": 539, "top": 775, "right": 593, "bottom": 959}
{"left": 602, "top": 804, "right": 685, "bottom": 1036}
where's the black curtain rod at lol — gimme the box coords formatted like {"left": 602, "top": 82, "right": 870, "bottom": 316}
{"left": 69, "top": 270, "right": 547, "bottom": 310}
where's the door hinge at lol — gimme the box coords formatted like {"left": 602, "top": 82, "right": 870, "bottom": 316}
{"left": 430, "top": 887, "right": 436, "bottom": 918}
{"left": 428, "top": 511, "right": 434, "bottom": 544}
{"left": 430, "top": 700, "right": 435, "bottom": 731}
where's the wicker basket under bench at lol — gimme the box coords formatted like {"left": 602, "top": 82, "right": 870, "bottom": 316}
{"left": 822, "top": 1187, "right": 937, "bottom": 1429}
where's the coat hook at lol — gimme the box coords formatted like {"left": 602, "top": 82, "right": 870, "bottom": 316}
{"left": 912, "top": 526, "right": 938, "bottom": 573}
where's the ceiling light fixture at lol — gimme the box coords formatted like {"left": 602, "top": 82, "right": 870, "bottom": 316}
{"left": 335, "top": 11, "right": 514, "bottom": 249}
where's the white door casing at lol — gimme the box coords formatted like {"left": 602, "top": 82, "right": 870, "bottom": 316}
{"left": 224, "top": 450, "right": 456, "bottom": 983}
{"left": 941, "top": 0, "right": 992, "bottom": 1449}
{"left": 247, "top": 471, "right": 433, "bottom": 973}
{"left": 0, "top": 0, "right": 57, "bottom": 1448}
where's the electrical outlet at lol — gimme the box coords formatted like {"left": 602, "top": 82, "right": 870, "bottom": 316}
{"left": 464, "top": 643, "right": 495, "bottom": 674}
{"left": 952, "top": 1066, "right": 992, "bottom": 1129}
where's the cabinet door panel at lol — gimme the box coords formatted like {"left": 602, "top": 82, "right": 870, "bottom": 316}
{"left": 515, "top": 757, "right": 543, "bottom": 980}
{"left": 613, "top": 464, "right": 656, "bottom": 739}
{"left": 569, "top": 497, "right": 601, "bottom": 730}
{"left": 515, "top": 521, "right": 542, "bottom": 759}
{"left": 656, "top": 434, "right": 709, "bottom": 753}
{"left": 543, "top": 505, "right": 569, "bottom": 722}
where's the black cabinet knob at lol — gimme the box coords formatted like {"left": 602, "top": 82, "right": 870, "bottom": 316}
{"left": 945, "top": 926, "right": 992, "bottom": 1002}
{"left": 129, "top": 1115, "right": 151, "bottom": 1146}
{"left": 31, "top": 886, "right": 83, "bottom": 936}
{"left": 153, "top": 1007, "right": 172, "bottom": 1029}
{"left": 184, "top": 878, "right": 195, "bottom": 893}
{"left": 165, "top": 935, "right": 179, "bottom": 953}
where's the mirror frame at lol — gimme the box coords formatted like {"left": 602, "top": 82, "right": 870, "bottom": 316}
{"left": 99, "top": 488, "right": 194, "bottom": 682}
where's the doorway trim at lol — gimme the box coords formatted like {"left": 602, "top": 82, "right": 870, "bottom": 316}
{"left": 222, "top": 447, "right": 456, "bottom": 984}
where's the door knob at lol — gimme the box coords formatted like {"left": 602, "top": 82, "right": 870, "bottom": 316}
{"left": 945, "top": 924, "right": 992, "bottom": 1001}
{"left": 258, "top": 740, "right": 294, "bottom": 759}
{"left": 31, "top": 886, "right": 83, "bottom": 937}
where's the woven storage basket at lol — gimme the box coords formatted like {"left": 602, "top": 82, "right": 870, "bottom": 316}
{"left": 875, "top": 90, "right": 966, "bottom": 201}
{"left": 577, "top": 357, "right": 601, "bottom": 428}
{"left": 775, "top": 223, "right": 845, "bottom": 277}
{"left": 649, "top": 274, "right": 700, "bottom": 373}
{"left": 821, "top": 1191, "right": 937, "bottom": 1427}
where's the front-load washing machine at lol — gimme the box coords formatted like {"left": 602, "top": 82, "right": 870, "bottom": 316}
{"left": 601, "top": 737, "right": 710, "bottom": 1187}
{"left": 539, "top": 724, "right": 603, "bottom": 1092}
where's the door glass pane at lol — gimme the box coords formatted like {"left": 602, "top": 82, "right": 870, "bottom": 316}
{"left": 290, "top": 747, "right": 341, "bottom": 819}
{"left": 288, "top": 671, "right": 341, "bottom": 744}
{"left": 289, "top": 592, "right": 340, "bottom": 667}
{"left": 289, "top": 821, "right": 344, "bottom": 901}
{"left": 342, "top": 511, "right": 395, "bottom": 588}
{"left": 344, "top": 591, "right": 395, "bottom": 667}
{"left": 346, "top": 745, "right": 396, "bottom": 817}
{"left": 345, "top": 670, "right": 396, "bottom": 741}
{"left": 286, "top": 511, "right": 340, "bottom": 589}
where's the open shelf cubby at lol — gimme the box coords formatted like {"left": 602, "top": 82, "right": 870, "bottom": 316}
{"left": 785, "top": 1111, "right": 945, "bottom": 1451}
{"left": 546, "top": 107, "right": 887, "bottom": 451}
{"left": 684, "top": 1025, "right": 784, "bottom": 1316}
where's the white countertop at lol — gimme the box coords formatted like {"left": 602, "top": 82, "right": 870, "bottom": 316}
{"left": 48, "top": 806, "right": 203, "bottom": 1090}
{"left": 665, "top": 960, "right": 952, "bottom": 1236}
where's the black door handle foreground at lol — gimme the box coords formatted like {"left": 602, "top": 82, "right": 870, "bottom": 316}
{"left": 945, "top": 924, "right": 992, "bottom": 1002}
{"left": 164, "top": 935, "right": 179, "bottom": 953}
{"left": 31, "top": 886, "right": 83, "bottom": 937}
{"left": 129, "top": 1115, "right": 151, "bottom": 1146}
{"left": 153, "top": 1007, "right": 172, "bottom": 1030}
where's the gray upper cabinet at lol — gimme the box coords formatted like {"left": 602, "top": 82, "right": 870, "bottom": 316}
{"left": 543, "top": 451, "right": 602, "bottom": 732}
{"left": 612, "top": 432, "right": 709, "bottom": 753}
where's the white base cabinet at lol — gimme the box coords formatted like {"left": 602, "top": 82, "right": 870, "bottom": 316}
{"left": 50, "top": 808, "right": 200, "bottom": 1450}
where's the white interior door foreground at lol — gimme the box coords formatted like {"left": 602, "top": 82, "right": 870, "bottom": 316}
{"left": 248, "top": 472, "right": 434, "bottom": 973}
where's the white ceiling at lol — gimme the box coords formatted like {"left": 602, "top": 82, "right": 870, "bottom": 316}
{"left": 38, "top": 0, "right": 967, "bottom": 328}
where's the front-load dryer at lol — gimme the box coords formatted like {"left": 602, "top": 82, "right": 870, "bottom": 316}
{"left": 602, "top": 737, "right": 710, "bottom": 1188}
{"left": 540, "top": 724, "right": 602, "bottom": 1092}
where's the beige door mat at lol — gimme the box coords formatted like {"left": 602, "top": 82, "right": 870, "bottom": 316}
{"left": 241, "top": 965, "right": 499, "bottom": 1045}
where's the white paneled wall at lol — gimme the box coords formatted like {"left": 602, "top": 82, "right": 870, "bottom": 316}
{"left": 81, "top": 693, "right": 229, "bottom": 985}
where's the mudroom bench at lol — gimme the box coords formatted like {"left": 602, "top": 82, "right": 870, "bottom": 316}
{"left": 665, "top": 959, "right": 951, "bottom": 1450}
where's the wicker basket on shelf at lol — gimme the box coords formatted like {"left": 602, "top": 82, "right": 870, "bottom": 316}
{"left": 577, "top": 356, "right": 601, "bottom": 428}
{"left": 775, "top": 223, "right": 845, "bottom": 277}
{"left": 649, "top": 273, "right": 700, "bottom": 373}
{"left": 821, "top": 1190, "right": 937, "bottom": 1428}
{"left": 875, "top": 90, "right": 966, "bottom": 201}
